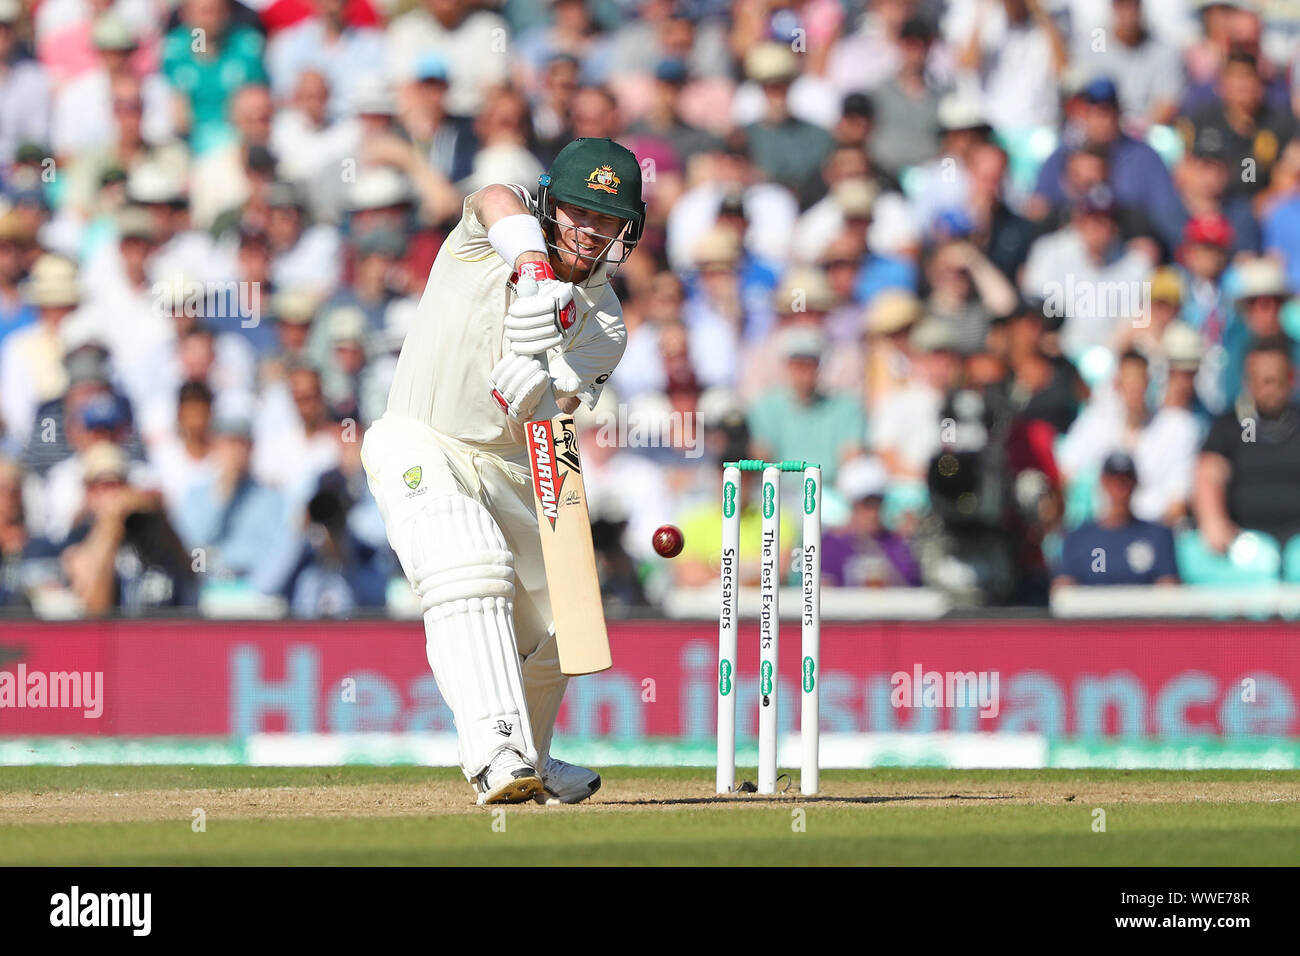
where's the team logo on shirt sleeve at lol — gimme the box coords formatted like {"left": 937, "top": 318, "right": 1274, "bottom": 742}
{"left": 403, "top": 465, "right": 422, "bottom": 489}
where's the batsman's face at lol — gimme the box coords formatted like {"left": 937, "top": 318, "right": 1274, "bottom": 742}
{"left": 552, "top": 201, "right": 629, "bottom": 281}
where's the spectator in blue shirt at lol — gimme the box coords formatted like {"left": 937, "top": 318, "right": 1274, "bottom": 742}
{"left": 1054, "top": 451, "right": 1180, "bottom": 587}
{"left": 175, "top": 408, "right": 294, "bottom": 594}
{"left": 1032, "top": 78, "right": 1184, "bottom": 249}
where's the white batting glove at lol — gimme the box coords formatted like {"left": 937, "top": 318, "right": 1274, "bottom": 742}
{"left": 489, "top": 353, "right": 551, "bottom": 423}
{"left": 505, "top": 262, "right": 577, "bottom": 356}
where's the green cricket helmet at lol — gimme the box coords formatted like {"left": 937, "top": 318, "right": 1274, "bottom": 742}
{"left": 536, "top": 137, "right": 646, "bottom": 275}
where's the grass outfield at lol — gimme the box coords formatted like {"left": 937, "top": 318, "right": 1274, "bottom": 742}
{"left": 2, "top": 766, "right": 1299, "bottom": 865}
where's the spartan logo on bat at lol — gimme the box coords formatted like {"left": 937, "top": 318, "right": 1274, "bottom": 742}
{"left": 529, "top": 421, "right": 566, "bottom": 529}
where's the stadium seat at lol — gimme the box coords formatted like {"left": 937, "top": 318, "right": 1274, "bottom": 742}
{"left": 994, "top": 127, "right": 1059, "bottom": 197}
{"left": 1175, "top": 529, "right": 1282, "bottom": 586}
{"left": 882, "top": 481, "right": 930, "bottom": 531}
{"left": 1063, "top": 469, "right": 1100, "bottom": 529}
{"left": 1281, "top": 299, "right": 1300, "bottom": 343}
{"left": 1072, "top": 345, "right": 1117, "bottom": 389}
{"left": 1282, "top": 534, "right": 1300, "bottom": 583}
{"left": 1145, "top": 124, "right": 1184, "bottom": 169}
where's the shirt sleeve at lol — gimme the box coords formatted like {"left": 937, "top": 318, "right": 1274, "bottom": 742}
{"left": 549, "top": 290, "right": 626, "bottom": 408}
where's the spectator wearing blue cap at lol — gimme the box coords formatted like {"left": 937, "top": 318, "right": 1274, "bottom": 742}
{"left": 386, "top": 0, "right": 509, "bottom": 116}
{"left": 401, "top": 52, "right": 478, "bottom": 183}
{"left": 626, "top": 58, "right": 721, "bottom": 166}
{"left": 39, "top": 391, "right": 156, "bottom": 544}
{"left": 514, "top": 0, "right": 614, "bottom": 91}
{"left": 1031, "top": 77, "right": 1184, "bottom": 248}
{"left": 1054, "top": 451, "right": 1179, "bottom": 587}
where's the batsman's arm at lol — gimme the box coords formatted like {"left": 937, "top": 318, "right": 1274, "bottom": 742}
{"left": 470, "top": 185, "right": 549, "bottom": 272}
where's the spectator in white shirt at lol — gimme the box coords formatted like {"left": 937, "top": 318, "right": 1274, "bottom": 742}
{"left": 51, "top": 12, "right": 173, "bottom": 161}
{"left": 1020, "top": 187, "right": 1158, "bottom": 359}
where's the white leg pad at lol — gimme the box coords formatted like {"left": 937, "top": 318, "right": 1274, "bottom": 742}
{"left": 411, "top": 495, "right": 538, "bottom": 778}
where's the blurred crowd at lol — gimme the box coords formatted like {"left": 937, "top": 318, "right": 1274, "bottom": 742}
{"left": 3, "top": 0, "right": 1300, "bottom": 616}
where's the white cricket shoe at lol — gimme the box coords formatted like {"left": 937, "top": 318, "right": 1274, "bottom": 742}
{"left": 474, "top": 748, "right": 544, "bottom": 806}
{"left": 536, "top": 755, "right": 602, "bottom": 805}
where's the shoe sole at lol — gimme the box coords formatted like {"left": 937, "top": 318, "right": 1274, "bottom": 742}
{"left": 480, "top": 775, "right": 544, "bottom": 806}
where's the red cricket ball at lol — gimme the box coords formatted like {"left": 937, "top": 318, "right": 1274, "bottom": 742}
{"left": 652, "top": 524, "right": 685, "bottom": 558}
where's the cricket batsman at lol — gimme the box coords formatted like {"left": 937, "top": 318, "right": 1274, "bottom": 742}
{"left": 360, "top": 138, "right": 644, "bottom": 805}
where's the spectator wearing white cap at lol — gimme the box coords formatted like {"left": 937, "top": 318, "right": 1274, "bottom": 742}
{"left": 0, "top": 255, "right": 83, "bottom": 446}
{"left": 83, "top": 162, "right": 217, "bottom": 297}
{"left": 822, "top": 455, "right": 921, "bottom": 587}
{"left": 51, "top": 13, "right": 174, "bottom": 161}
{"left": 60, "top": 440, "right": 196, "bottom": 615}
{"left": 59, "top": 73, "right": 190, "bottom": 223}
{"left": 1220, "top": 256, "right": 1299, "bottom": 408}
{"left": 863, "top": 289, "right": 924, "bottom": 411}
{"left": 738, "top": 43, "right": 836, "bottom": 200}
{"left": 78, "top": 206, "right": 173, "bottom": 374}
{"left": 748, "top": 325, "right": 866, "bottom": 483}
{"left": 791, "top": 168, "right": 876, "bottom": 266}
{"left": 738, "top": 266, "right": 836, "bottom": 403}
{"left": 731, "top": 38, "right": 841, "bottom": 133}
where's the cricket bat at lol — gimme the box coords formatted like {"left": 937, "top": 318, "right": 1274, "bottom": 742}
{"left": 511, "top": 275, "right": 611, "bottom": 676}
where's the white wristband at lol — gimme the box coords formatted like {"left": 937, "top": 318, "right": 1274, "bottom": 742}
{"left": 488, "top": 214, "right": 548, "bottom": 268}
